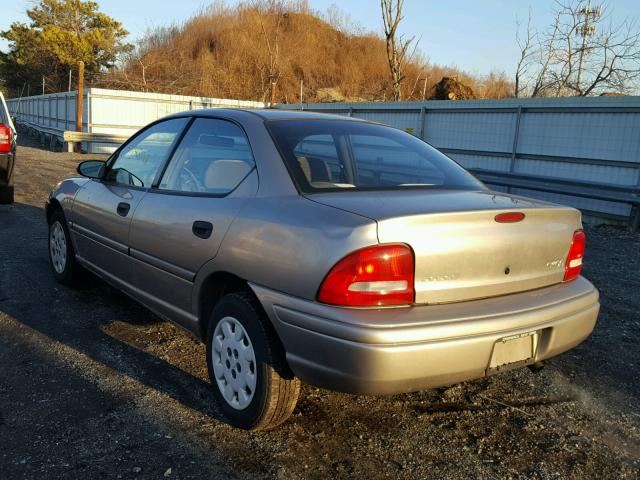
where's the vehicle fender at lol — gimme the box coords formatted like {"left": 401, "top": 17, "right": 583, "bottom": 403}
{"left": 191, "top": 195, "right": 379, "bottom": 317}
{"left": 47, "top": 177, "right": 91, "bottom": 224}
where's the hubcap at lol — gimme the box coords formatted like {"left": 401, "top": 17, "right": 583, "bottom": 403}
{"left": 212, "top": 316, "right": 257, "bottom": 410}
{"left": 49, "top": 221, "right": 67, "bottom": 274}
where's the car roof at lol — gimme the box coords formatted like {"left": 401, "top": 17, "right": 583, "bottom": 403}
{"left": 164, "top": 108, "right": 367, "bottom": 123}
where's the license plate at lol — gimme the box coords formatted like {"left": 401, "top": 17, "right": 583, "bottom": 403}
{"left": 487, "top": 331, "right": 538, "bottom": 374}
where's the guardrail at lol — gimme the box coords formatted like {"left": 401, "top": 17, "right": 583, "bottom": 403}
{"left": 470, "top": 168, "right": 640, "bottom": 231}
{"left": 8, "top": 88, "right": 266, "bottom": 154}
{"left": 62, "top": 131, "right": 130, "bottom": 152}
{"left": 16, "top": 122, "right": 130, "bottom": 153}
{"left": 17, "top": 120, "right": 66, "bottom": 150}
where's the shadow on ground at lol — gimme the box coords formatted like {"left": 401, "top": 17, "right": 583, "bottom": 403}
{"left": 1, "top": 182, "right": 638, "bottom": 479}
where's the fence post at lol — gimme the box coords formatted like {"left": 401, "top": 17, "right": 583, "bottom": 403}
{"left": 65, "top": 92, "right": 73, "bottom": 153}
{"left": 87, "top": 90, "right": 91, "bottom": 134}
{"left": 510, "top": 106, "right": 522, "bottom": 173}
{"left": 419, "top": 106, "right": 426, "bottom": 140}
{"left": 75, "top": 61, "right": 84, "bottom": 153}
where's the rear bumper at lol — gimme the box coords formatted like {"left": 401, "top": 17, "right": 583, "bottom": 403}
{"left": 251, "top": 277, "right": 599, "bottom": 395}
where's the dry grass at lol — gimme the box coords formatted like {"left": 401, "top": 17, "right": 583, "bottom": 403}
{"left": 97, "top": 1, "right": 514, "bottom": 103}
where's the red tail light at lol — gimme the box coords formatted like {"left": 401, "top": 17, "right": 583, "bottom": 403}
{"left": 317, "top": 244, "right": 415, "bottom": 307}
{"left": 563, "top": 230, "right": 585, "bottom": 282}
{"left": 0, "top": 124, "right": 11, "bottom": 154}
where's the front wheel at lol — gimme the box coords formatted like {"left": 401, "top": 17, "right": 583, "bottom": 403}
{"left": 206, "top": 292, "right": 301, "bottom": 430}
{"left": 48, "top": 209, "right": 82, "bottom": 284}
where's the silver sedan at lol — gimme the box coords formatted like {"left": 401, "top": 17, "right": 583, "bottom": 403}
{"left": 46, "top": 109, "right": 599, "bottom": 430}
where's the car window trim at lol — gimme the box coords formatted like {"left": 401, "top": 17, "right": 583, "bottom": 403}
{"left": 147, "top": 166, "right": 256, "bottom": 198}
{"left": 150, "top": 116, "right": 195, "bottom": 188}
{"left": 264, "top": 119, "right": 486, "bottom": 194}
{"left": 101, "top": 116, "right": 193, "bottom": 188}
{"left": 152, "top": 116, "right": 258, "bottom": 197}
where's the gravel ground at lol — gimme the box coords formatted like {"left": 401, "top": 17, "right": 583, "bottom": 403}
{"left": 0, "top": 136, "right": 639, "bottom": 479}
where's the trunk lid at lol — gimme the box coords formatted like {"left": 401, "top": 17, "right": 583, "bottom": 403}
{"left": 307, "top": 189, "right": 582, "bottom": 304}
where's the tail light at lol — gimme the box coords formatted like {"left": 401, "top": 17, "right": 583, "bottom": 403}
{"left": 0, "top": 124, "right": 11, "bottom": 154}
{"left": 317, "top": 244, "right": 415, "bottom": 307}
{"left": 563, "top": 230, "right": 585, "bottom": 282}
{"left": 495, "top": 212, "right": 525, "bottom": 223}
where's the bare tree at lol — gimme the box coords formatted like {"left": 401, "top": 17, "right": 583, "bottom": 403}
{"left": 254, "top": 0, "right": 286, "bottom": 104}
{"left": 515, "top": 11, "right": 535, "bottom": 97}
{"left": 516, "top": 0, "right": 640, "bottom": 97}
{"left": 381, "top": 0, "right": 415, "bottom": 101}
{"left": 530, "top": 14, "right": 561, "bottom": 97}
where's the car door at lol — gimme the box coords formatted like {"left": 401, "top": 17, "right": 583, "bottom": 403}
{"left": 70, "top": 117, "right": 189, "bottom": 291}
{"left": 128, "top": 117, "right": 258, "bottom": 329}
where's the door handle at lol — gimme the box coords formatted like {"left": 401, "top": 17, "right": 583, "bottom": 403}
{"left": 117, "top": 202, "right": 131, "bottom": 217}
{"left": 192, "top": 221, "right": 213, "bottom": 239}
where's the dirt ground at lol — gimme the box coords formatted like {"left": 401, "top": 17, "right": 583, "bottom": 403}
{"left": 0, "top": 137, "right": 639, "bottom": 479}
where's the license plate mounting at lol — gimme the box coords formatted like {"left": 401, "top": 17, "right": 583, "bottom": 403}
{"left": 487, "top": 331, "right": 539, "bottom": 375}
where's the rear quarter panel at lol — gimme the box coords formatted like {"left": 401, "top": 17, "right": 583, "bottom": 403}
{"left": 192, "top": 196, "right": 378, "bottom": 309}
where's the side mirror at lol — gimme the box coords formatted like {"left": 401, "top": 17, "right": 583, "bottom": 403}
{"left": 77, "top": 160, "right": 105, "bottom": 179}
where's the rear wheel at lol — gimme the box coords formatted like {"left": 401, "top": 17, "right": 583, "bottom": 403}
{"left": 206, "top": 292, "right": 301, "bottom": 430}
{"left": 48, "top": 209, "right": 82, "bottom": 284}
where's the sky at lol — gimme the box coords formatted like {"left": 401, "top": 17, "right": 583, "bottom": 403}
{"left": 1, "top": 0, "right": 639, "bottom": 77}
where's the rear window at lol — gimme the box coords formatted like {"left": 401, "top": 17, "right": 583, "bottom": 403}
{"left": 267, "top": 119, "right": 484, "bottom": 192}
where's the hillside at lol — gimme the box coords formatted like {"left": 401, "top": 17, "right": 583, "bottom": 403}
{"left": 99, "top": 2, "right": 513, "bottom": 102}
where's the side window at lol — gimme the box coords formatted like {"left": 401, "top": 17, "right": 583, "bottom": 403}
{"left": 293, "top": 134, "right": 342, "bottom": 185}
{"left": 104, "top": 118, "right": 188, "bottom": 187}
{"left": 350, "top": 134, "right": 446, "bottom": 187}
{"left": 159, "top": 118, "right": 255, "bottom": 194}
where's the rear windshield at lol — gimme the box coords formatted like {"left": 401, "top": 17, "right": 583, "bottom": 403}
{"left": 267, "top": 119, "right": 484, "bottom": 192}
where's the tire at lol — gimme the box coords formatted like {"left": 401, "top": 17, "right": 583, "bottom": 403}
{"left": 206, "top": 292, "right": 301, "bottom": 430}
{"left": 0, "top": 185, "right": 13, "bottom": 204}
{"left": 48, "top": 209, "right": 82, "bottom": 284}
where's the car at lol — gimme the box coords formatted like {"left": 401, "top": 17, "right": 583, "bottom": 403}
{"left": 0, "top": 91, "right": 17, "bottom": 204}
{"left": 46, "top": 109, "right": 600, "bottom": 430}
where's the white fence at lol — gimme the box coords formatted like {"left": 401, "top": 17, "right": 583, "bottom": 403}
{"left": 7, "top": 88, "right": 266, "bottom": 153}
{"left": 7, "top": 90, "right": 640, "bottom": 223}
{"left": 282, "top": 96, "right": 640, "bottom": 222}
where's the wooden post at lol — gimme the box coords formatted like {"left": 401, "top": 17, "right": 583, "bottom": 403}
{"left": 299, "top": 79, "right": 304, "bottom": 110}
{"left": 270, "top": 82, "right": 276, "bottom": 108}
{"left": 75, "top": 61, "right": 84, "bottom": 153}
{"left": 419, "top": 106, "right": 426, "bottom": 140}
